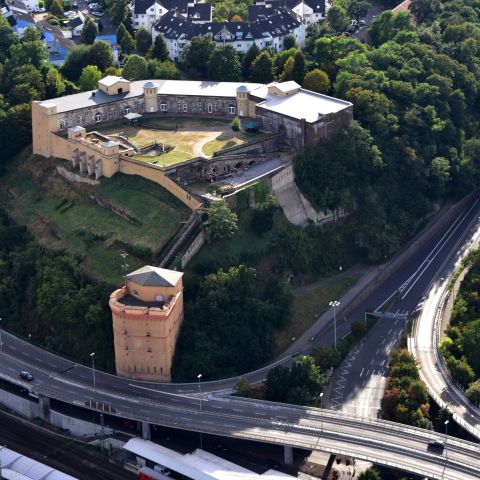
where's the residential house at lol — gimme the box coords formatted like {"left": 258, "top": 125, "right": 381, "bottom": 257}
{"left": 152, "top": 8, "right": 305, "bottom": 61}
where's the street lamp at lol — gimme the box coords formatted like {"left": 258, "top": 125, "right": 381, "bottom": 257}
{"left": 442, "top": 419, "right": 450, "bottom": 480}
{"left": 197, "top": 373, "right": 203, "bottom": 450}
{"left": 197, "top": 373, "right": 202, "bottom": 411}
{"left": 319, "top": 392, "right": 324, "bottom": 410}
{"left": 329, "top": 301, "right": 340, "bottom": 350}
{"left": 90, "top": 352, "right": 96, "bottom": 389}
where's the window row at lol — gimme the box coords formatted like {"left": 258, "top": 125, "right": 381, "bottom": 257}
{"left": 58, "top": 105, "right": 144, "bottom": 130}
{"left": 127, "top": 364, "right": 164, "bottom": 374}
{"left": 158, "top": 102, "right": 236, "bottom": 114}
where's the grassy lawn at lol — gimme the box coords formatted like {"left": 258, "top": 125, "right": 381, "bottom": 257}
{"left": 274, "top": 276, "right": 359, "bottom": 355}
{"left": 0, "top": 151, "right": 188, "bottom": 285}
{"left": 97, "top": 117, "right": 264, "bottom": 165}
{"left": 202, "top": 132, "right": 243, "bottom": 157}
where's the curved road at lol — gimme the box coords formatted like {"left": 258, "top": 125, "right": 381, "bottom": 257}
{"left": 412, "top": 220, "right": 480, "bottom": 440}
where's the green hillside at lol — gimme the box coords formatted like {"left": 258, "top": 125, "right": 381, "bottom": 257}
{"left": 0, "top": 149, "right": 188, "bottom": 285}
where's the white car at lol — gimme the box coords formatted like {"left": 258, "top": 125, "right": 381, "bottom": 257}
{"left": 92, "top": 10, "right": 104, "bottom": 16}
{"left": 65, "top": 11, "right": 76, "bottom": 17}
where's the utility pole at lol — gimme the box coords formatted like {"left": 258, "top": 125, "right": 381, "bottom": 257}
{"left": 197, "top": 373, "right": 203, "bottom": 450}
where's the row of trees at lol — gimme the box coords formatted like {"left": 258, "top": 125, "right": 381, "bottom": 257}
{"left": 383, "top": 349, "right": 432, "bottom": 429}
{"left": 440, "top": 250, "right": 480, "bottom": 405}
{"left": 0, "top": 20, "right": 81, "bottom": 163}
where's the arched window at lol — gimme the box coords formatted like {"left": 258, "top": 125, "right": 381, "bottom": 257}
{"left": 160, "top": 102, "right": 168, "bottom": 112}
{"left": 95, "top": 112, "right": 102, "bottom": 123}
{"left": 59, "top": 121, "right": 64, "bottom": 131}
{"left": 124, "top": 107, "right": 131, "bottom": 115}
{"left": 228, "top": 105, "right": 236, "bottom": 114}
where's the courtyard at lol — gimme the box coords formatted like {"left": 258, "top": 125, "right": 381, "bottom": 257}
{"left": 98, "top": 116, "right": 259, "bottom": 166}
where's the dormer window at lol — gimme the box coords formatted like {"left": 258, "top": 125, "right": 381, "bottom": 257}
{"left": 145, "top": 332, "right": 151, "bottom": 337}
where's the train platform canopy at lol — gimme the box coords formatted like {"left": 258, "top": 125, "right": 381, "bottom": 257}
{"left": 124, "top": 438, "right": 295, "bottom": 480}
{"left": 0, "top": 446, "right": 78, "bottom": 480}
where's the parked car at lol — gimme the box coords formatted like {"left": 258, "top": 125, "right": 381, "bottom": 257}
{"left": 92, "top": 11, "right": 104, "bottom": 16}
{"left": 19, "top": 371, "right": 34, "bottom": 381}
{"left": 72, "top": 2, "right": 78, "bottom": 8}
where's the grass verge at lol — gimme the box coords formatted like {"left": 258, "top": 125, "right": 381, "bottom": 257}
{"left": 274, "top": 276, "right": 358, "bottom": 355}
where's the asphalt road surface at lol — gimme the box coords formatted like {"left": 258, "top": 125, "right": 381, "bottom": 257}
{"left": 329, "top": 195, "right": 480, "bottom": 420}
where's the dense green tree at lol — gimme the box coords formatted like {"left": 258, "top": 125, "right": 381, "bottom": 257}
{"left": 9, "top": 36, "right": 47, "bottom": 68}
{"left": 0, "top": 16, "right": 18, "bottom": 62}
{"left": 147, "top": 59, "right": 179, "bottom": 79}
{"left": 135, "top": 26, "right": 152, "bottom": 55}
{"left": 279, "top": 56, "right": 294, "bottom": 82}
{"left": 250, "top": 51, "right": 274, "bottom": 83}
{"left": 206, "top": 200, "right": 238, "bottom": 240}
{"left": 446, "top": 356, "right": 475, "bottom": 388}
{"left": 181, "top": 36, "right": 216, "bottom": 78}
{"left": 45, "top": 67, "right": 65, "bottom": 98}
{"left": 116, "top": 22, "right": 128, "bottom": 46}
{"left": 207, "top": 45, "right": 240, "bottom": 82}
{"left": 119, "top": 29, "right": 135, "bottom": 54}
{"left": 241, "top": 42, "right": 259, "bottom": 79}
{"left": 172, "top": 265, "right": 292, "bottom": 381}
{"left": 62, "top": 44, "right": 91, "bottom": 81}
{"left": 122, "top": 54, "right": 148, "bottom": 80}
{"left": 303, "top": 69, "right": 330, "bottom": 93}
{"left": 346, "top": 0, "right": 370, "bottom": 22}
{"left": 231, "top": 116, "right": 241, "bottom": 134}
{"left": 78, "top": 65, "right": 102, "bottom": 91}
{"left": 292, "top": 51, "right": 306, "bottom": 84}
{"left": 89, "top": 40, "right": 114, "bottom": 72}
{"left": 358, "top": 468, "right": 381, "bottom": 480}
{"left": 466, "top": 380, "right": 480, "bottom": 406}
{"left": 106, "top": 0, "right": 130, "bottom": 25}
{"left": 81, "top": 17, "right": 99, "bottom": 45}
{"left": 251, "top": 194, "right": 277, "bottom": 235}
{"left": 149, "top": 33, "right": 169, "bottom": 61}
{"left": 266, "top": 356, "right": 326, "bottom": 406}
{"left": 50, "top": 0, "right": 64, "bottom": 17}
{"left": 327, "top": 5, "right": 349, "bottom": 32}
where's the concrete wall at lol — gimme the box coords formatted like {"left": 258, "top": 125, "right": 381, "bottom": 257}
{"left": 118, "top": 156, "right": 202, "bottom": 209}
{"left": 181, "top": 229, "right": 205, "bottom": 268}
{"left": 49, "top": 410, "right": 114, "bottom": 437}
{"left": 0, "top": 389, "right": 41, "bottom": 419}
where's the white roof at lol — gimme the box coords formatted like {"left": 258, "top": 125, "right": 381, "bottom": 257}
{"left": 270, "top": 81, "right": 301, "bottom": 94}
{"left": 98, "top": 75, "right": 127, "bottom": 87}
{"left": 257, "top": 88, "right": 352, "bottom": 123}
{"left": 0, "top": 447, "right": 78, "bottom": 480}
{"left": 124, "top": 439, "right": 296, "bottom": 480}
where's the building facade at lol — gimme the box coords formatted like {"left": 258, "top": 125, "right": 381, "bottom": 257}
{"left": 32, "top": 75, "right": 353, "bottom": 177}
{"left": 153, "top": 9, "right": 306, "bottom": 60}
{"left": 110, "top": 265, "right": 184, "bottom": 382}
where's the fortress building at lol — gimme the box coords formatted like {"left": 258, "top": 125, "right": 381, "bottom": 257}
{"left": 32, "top": 75, "right": 352, "bottom": 163}
{"left": 109, "top": 265, "right": 184, "bottom": 381}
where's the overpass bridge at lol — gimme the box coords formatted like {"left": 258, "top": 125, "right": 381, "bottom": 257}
{"left": 0, "top": 332, "right": 479, "bottom": 480}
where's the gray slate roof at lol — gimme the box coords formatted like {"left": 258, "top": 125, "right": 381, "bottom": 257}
{"left": 127, "top": 265, "right": 183, "bottom": 287}
{"left": 153, "top": 8, "right": 302, "bottom": 42}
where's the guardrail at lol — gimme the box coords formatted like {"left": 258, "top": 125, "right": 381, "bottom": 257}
{"left": 409, "top": 251, "right": 480, "bottom": 440}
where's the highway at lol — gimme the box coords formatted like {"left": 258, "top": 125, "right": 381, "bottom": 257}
{"left": 326, "top": 195, "right": 480, "bottom": 421}
{"left": 1, "top": 193, "right": 480, "bottom": 478}
{"left": 1, "top": 327, "right": 480, "bottom": 479}
{"left": 411, "top": 220, "right": 480, "bottom": 440}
